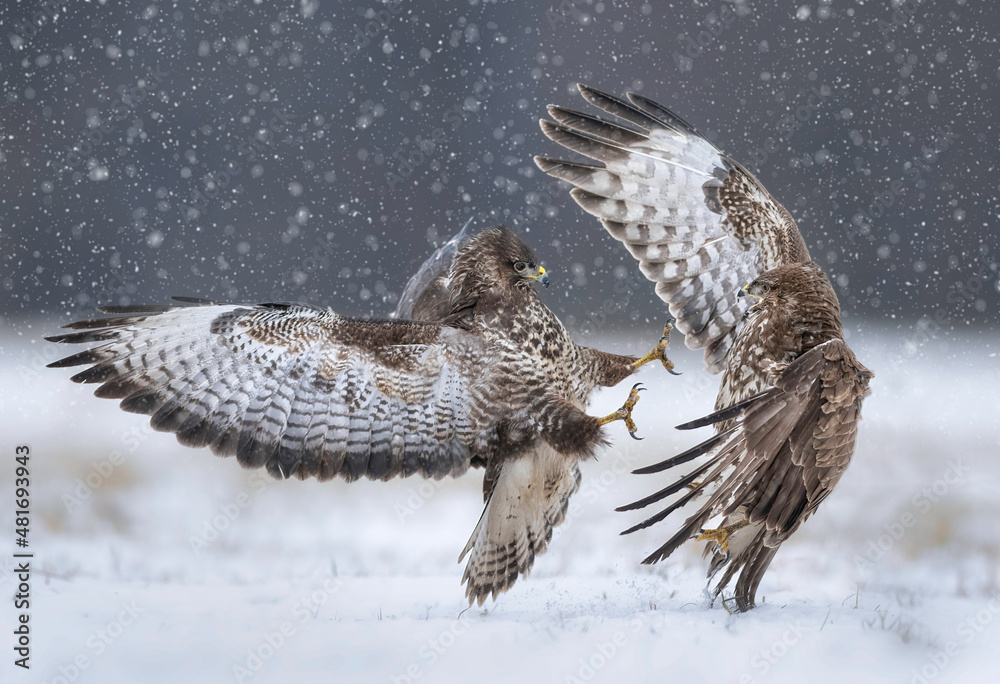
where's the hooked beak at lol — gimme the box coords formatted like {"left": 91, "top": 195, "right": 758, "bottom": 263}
{"left": 525, "top": 265, "right": 549, "bottom": 288}
{"left": 738, "top": 283, "right": 759, "bottom": 300}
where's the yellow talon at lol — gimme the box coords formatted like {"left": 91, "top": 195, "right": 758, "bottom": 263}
{"left": 631, "top": 323, "right": 679, "bottom": 375}
{"left": 598, "top": 383, "right": 645, "bottom": 440}
{"left": 693, "top": 519, "right": 751, "bottom": 557}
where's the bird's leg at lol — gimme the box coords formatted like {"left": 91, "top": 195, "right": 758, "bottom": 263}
{"left": 631, "top": 324, "right": 680, "bottom": 375}
{"left": 720, "top": 595, "right": 740, "bottom": 616}
{"left": 597, "top": 383, "right": 645, "bottom": 440}
{"left": 694, "top": 519, "right": 751, "bottom": 560}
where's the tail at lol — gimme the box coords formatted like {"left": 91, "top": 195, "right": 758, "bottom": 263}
{"left": 459, "top": 447, "right": 581, "bottom": 606}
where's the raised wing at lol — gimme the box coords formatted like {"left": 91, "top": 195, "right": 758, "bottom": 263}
{"left": 618, "top": 339, "right": 871, "bottom": 609}
{"left": 47, "top": 299, "right": 490, "bottom": 482}
{"left": 393, "top": 218, "right": 475, "bottom": 322}
{"left": 536, "top": 84, "right": 810, "bottom": 373}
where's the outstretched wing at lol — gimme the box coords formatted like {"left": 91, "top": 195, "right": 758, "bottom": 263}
{"left": 536, "top": 84, "right": 811, "bottom": 373}
{"left": 618, "top": 339, "right": 871, "bottom": 609}
{"left": 47, "top": 299, "right": 492, "bottom": 482}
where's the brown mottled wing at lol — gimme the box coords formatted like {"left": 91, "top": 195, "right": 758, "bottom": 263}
{"left": 535, "top": 84, "right": 810, "bottom": 373}
{"left": 619, "top": 339, "right": 871, "bottom": 601}
{"left": 47, "top": 300, "right": 489, "bottom": 482}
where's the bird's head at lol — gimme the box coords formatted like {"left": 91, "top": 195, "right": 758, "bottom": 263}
{"left": 739, "top": 268, "right": 792, "bottom": 318}
{"left": 739, "top": 262, "right": 843, "bottom": 339}
{"left": 740, "top": 263, "right": 834, "bottom": 303}
{"left": 451, "top": 226, "right": 550, "bottom": 296}
{"left": 738, "top": 272, "right": 780, "bottom": 312}
{"left": 739, "top": 277, "right": 772, "bottom": 301}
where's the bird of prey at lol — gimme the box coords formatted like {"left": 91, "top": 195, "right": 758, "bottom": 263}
{"left": 47, "top": 225, "right": 676, "bottom": 605}
{"left": 536, "top": 84, "right": 873, "bottom": 611}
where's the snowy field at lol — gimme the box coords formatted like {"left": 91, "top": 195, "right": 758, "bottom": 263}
{"left": 1, "top": 325, "right": 998, "bottom": 684}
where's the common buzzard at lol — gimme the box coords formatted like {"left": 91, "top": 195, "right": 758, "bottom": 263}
{"left": 47, "top": 226, "right": 676, "bottom": 605}
{"left": 536, "top": 85, "right": 873, "bottom": 611}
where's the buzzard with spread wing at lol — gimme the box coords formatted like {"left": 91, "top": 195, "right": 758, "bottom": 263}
{"left": 47, "top": 226, "right": 675, "bottom": 605}
{"left": 536, "top": 85, "right": 873, "bottom": 611}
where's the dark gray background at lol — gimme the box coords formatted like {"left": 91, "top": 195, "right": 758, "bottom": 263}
{"left": 2, "top": 0, "right": 997, "bottom": 342}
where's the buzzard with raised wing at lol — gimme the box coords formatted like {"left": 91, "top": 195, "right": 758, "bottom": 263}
{"left": 536, "top": 85, "right": 873, "bottom": 611}
{"left": 47, "top": 226, "right": 675, "bottom": 605}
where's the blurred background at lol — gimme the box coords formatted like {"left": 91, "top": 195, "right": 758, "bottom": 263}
{"left": 1, "top": 0, "right": 997, "bottom": 333}
{"left": 2, "top": 1, "right": 999, "bottom": 682}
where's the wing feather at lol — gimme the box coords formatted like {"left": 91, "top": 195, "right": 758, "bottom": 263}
{"left": 623, "top": 340, "right": 871, "bottom": 580}
{"left": 47, "top": 301, "right": 490, "bottom": 482}
{"left": 537, "top": 84, "right": 811, "bottom": 373}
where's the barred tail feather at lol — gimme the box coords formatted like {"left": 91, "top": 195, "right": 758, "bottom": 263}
{"left": 460, "top": 448, "right": 581, "bottom": 606}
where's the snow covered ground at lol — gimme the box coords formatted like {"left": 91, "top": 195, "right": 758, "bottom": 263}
{"left": 1, "top": 325, "right": 998, "bottom": 684}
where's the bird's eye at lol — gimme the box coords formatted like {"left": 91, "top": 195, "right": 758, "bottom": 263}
{"left": 514, "top": 261, "right": 528, "bottom": 272}
{"left": 761, "top": 284, "right": 770, "bottom": 293}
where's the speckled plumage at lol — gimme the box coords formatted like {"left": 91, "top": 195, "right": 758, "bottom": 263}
{"left": 48, "top": 226, "right": 655, "bottom": 605}
{"left": 538, "top": 86, "right": 873, "bottom": 611}
{"left": 395, "top": 226, "right": 647, "bottom": 604}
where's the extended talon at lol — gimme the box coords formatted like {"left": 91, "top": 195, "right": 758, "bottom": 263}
{"left": 692, "top": 519, "right": 751, "bottom": 559}
{"left": 598, "top": 382, "right": 645, "bottom": 439}
{"left": 632, "top": 323, "right": 680, "bottom": 375}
